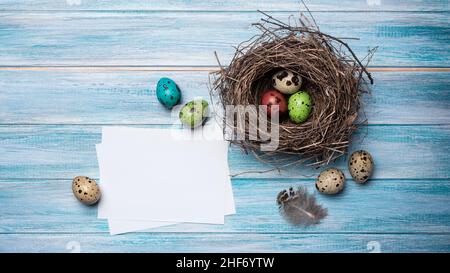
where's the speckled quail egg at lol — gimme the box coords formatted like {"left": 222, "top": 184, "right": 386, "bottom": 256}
{"left": 72, "top": 176, "right": 101, "bottom": 205}
{"left": 316, "top": 168, "right": 345, "bottom": 195}
{"left": 156, "top": 77, "right": 181, "bottom": 109}
{"left": 260, "top": 89, "right": 288, "bottom": 117}
{"left": 288, "top": 91, "right": 312, "bottom": 124}
{"left": 272, "top": 70, "right": 302, "bottom": 94}
{"left": 348, "top": 150, "right": 374, "bottom": 183}
{"left": 179, "top": 99, "right": 209, "bottom": 128}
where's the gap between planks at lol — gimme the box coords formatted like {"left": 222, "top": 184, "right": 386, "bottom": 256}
{"left": 1, "top": 232, "right": 450, "bottom": 235}
{"left": 2, "top": 10, "right": 450, "bottom": 13}
{"left": 0, "top": 178, "right": 448, "bottom": 182}
{"left": 0, "top": 67, "right": 450, "bottom": 72}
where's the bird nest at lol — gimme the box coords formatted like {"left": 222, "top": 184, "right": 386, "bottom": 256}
{"left": 211, "top": 10, "right": 376, "bottom": 168}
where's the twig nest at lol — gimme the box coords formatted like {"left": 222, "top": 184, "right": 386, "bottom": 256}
{"left": 316, "top": 168, "right": 345, "bottom": 195}
{"left": 72, "top": 176, "right": 101, "bottom": 205}
{"left": 211, "top": 12, "right": 374, "bottom": 167}
{"left": 348, "top": 150, "right": 374, "bottom": 183}
{"left": 272, "top": 70, "right": 302, "bottom": 94}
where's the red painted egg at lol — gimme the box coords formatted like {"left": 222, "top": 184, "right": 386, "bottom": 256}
{"left": 260, "top": 89, "right": 288, "bottom": 117}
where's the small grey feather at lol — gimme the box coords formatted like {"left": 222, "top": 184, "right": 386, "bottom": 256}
{"left": 277, "top": 186, "right": 327, "bottom": 226}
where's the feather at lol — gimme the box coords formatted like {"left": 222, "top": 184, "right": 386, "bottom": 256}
{"left": 277, "top": 186, "right": 327, "bottom": 226}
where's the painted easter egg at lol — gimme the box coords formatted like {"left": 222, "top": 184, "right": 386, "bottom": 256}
{"left": 260, "top": 89, "right": 288, "bottom": 117}
{"left": 288, "top": 91, "right": 312, "bottom": 124}
{"left": 272, "top": 70, "right": 302, "bottom": 94}
{"left": 348, "top": 150, "right": 374, "bottom": 183}
{"left": 179, "top": 99, "right": 209, "bottom": 128}
{"left": 72, "top": 176, "right": 101, "bottom": 205}
{"left": 316, "top": 168, "right": 346, "bottom": 195}
{"left": 156, "top": 77, "right": 181, "bottom": 109}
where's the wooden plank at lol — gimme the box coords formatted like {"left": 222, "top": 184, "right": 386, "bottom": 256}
{"left": 0, "top": 12, "right": 448, "bottom": 66}
{"left": 0, "top": 179, "right": 449, "bottom": 234}
{"left": 1, "top": 0, "right": 449, "bottom": 12}
{"left": 0, "top": 125, "right": 449, "bottom": 179}
{"left": 0, "top": 71, "right": 449, "bottom": 125}
{"left": 2, "top": 67, "right": 450, "bottom": 72}
{"left": 0, "top": 233, "right": 448, "bottom": 253}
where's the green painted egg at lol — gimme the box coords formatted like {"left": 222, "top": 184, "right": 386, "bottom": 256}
{"left": 288, "top": 91, "right": 312, "bottom": 124}
{"left": 179, "top": 99, "right": 209, "bottom": 128}
{"left": 156, "top": 77, "right": 181, "bottom": 109}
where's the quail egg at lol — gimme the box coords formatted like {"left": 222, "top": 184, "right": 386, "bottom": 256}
{"left": 72, "top": 176, "right": 101, "bottom": 205}
{"left": 348, "top": 150, "right": 374, "bottom": 183}
{"left": 316, "top": 168, "right": 345, "bottom": 195}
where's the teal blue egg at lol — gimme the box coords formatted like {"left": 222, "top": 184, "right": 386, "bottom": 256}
{"left": 156, "top": 77, "right": 181, "bottom": 109}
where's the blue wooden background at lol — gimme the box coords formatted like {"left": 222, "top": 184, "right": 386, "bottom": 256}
{"left": 0, "top": 0, "right": 449, "bottom": 252}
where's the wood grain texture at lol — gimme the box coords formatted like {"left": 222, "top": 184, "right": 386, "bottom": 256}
{"left": 1, "top": 179, "right": 449, "bottom": 234}
{"left": 0, "top": 125, "right": 449, "bottom": 179}
{"left": 2, "top": 67, "right": 450, "bottom": 72}
{"left": 0, "top": 233, "right": 449, "bottom": 253}
{"left": 0, "top": 71, "right": 449, "bottom": 125}
{"left": 1, "top": 1, "right": 449, "bottom": 253}
{"left": 0, "top": 11, "right": 448, "bottom": 66}
{"left": 1, "top": 0, "right": 449, "bottom": 11}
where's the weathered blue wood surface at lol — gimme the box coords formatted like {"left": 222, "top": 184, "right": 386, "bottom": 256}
{"left": 1, "top": 0, "right": 449, "bottom": 11}
{"left": 0, "top": 0, "right": 449, "bottom": 252}
{"left": 1, "top": 234, "right": 449, "bottom": 253}
{"left": 0, "top": 71, "right": 449, "bottom": 125}
{"left": 0, "top": 125, "right": 449, "bottom": 179}
{"left": 0, "top": 11, "right": 448, "bottom": 66}
{"left": 1, "top": 179, "right": 449, "bottom": 234}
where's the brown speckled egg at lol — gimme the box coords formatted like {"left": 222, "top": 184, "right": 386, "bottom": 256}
{"left": 72, "top": 176, "right": 101, "bottom": 205}
{"left": 348, "top": 150, "right": 374, "bottom": 183}
{"left": 316, "top": 168, "right": 345, "bottom": 195}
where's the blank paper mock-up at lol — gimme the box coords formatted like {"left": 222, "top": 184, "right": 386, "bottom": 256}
{"left": 96, "top": 126, "right": 234, "bottom": 234}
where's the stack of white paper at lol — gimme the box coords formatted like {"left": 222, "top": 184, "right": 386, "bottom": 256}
{"left": 96, "top": 125, "right": 234, "bottom": 235}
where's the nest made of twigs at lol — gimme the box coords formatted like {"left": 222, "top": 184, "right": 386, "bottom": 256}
{"left": 211, "top": 10, "right": 376, "bottom": 168}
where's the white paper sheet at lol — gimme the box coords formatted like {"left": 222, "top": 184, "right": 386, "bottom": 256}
{"left": 105, "top": 143, "right": 234, "bottom": 235}
{"left": 97, "top": 141, "right": 233, "bottom": 235}
{"left": 96, "top": 138, "right": 225, "bottom": 223}
{"left": 96, "top": 125, "right": 234, "bottom": 234}
{"left": 107, "top": 219, "right": 177, "bottom": 235}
